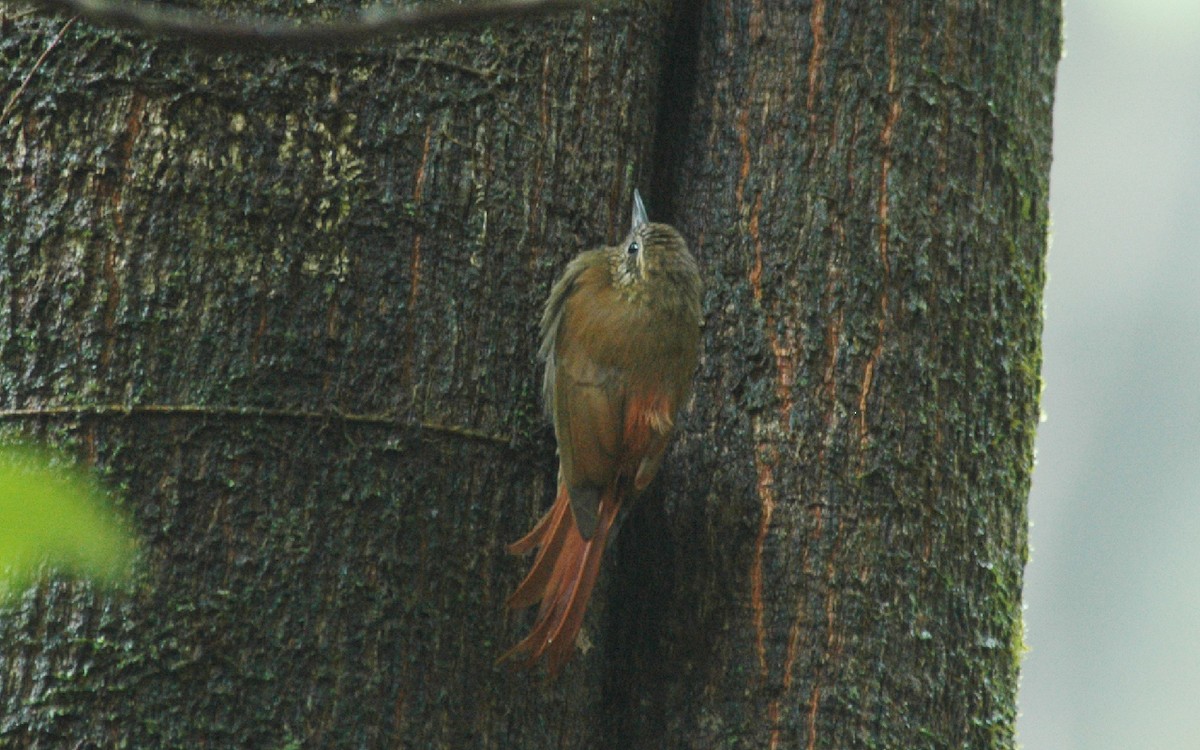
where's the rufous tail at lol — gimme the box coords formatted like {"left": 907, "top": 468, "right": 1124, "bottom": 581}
{"left": 500, "top": 481, "right": 620, "bottom": 677}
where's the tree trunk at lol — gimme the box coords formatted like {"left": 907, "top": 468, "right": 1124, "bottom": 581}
{"left": 608, "top": 2, "right": 1060, "bottom": 747}
{"left": 0, "top": 0, "right": 1059, "bottom": 747}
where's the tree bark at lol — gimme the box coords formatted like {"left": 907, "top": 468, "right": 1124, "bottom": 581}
{"left": 0, "top": 0, "right": 1059, "bottom": 748}
{"left": 608, "top": 3, "right": 1059, "bottom": 747}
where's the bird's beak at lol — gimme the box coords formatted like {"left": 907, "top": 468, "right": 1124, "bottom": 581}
{"left": 631, "top": 189, "right": 648, "bottom": 231}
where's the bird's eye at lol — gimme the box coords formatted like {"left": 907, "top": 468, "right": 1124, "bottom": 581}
{"left": 628, "top": 241, "right": 640, "bottom": 256}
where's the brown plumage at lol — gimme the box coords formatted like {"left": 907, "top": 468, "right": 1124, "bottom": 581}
{"left": 500, "top": 191, "right": 702, "bottom": 676}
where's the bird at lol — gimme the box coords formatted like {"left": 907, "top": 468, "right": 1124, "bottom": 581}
{"left": 500, "top": 189, "right": 702, "bottom": 677}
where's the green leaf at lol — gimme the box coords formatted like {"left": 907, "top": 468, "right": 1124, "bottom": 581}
{"left": 0, "top": 445, "right": 138, "bottom": 601}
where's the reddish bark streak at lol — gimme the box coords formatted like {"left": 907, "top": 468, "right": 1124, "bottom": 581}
{"left": 110, "top": 92, "right": 147, "bottom": 224}
{"left": 540, "top": 48, "right": 551, "bottom": 133}
{"left": 722, "top": 0, "right": 735, "bottom": 54}
{"left": 99, "top": 243, "right": 120, "bottom": 371}
{"left": 751, "top": 449, "right": 775, "bottom": 679}
{"left": 781, "top": 521, "right": 814, "bottom": 701}
{"left": 735, "top": 106, "right": 752, "bottom": 207}
{"left": 401, "top": 122, "right": 433, "bottom": 387}
{"left": 748, "top": 193, "right": 763, "bottom": 302}
{"left": 805, "top": 683, "right": 822, "bottom": 750}
{"left": 825, "top": 519, "right": 844, "bottom": 643}
{"left": 408, "top": 121, "right": 433, "bottom": 311}
{"left": 748, "top": 192, "right": 797, "bottom": 424}
{"left": 96, "top": 92, "right": 147, "bottom": 372}
{"left": 862, "top": 5, "right": 903, "bottom": 443}
{"left": 878, "top": 6, "right": 901, "bottom": 277}
{"left": 749, "top": 0, "right": 765, "bottom": 43}
{"left": 768, "top": 699, "right": 782, "bottom": 749}
{"left": 821, "top": 306, "right": 842, "bottom": 428}
{"left": 806, "top": 0, "right": 826, "bottom": 117}
{"left": 250, "top": 310, "right": 268, "bottom": 364}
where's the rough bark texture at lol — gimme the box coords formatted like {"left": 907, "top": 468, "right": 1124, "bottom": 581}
{"left": 0, "top": 2, "right": 670, "bottom": 747}
{"left": 608, "top": 2, "right": 1060, "bottom": 748}
{"left": 0, "top": 0, "right": 1059, "bottom": 748}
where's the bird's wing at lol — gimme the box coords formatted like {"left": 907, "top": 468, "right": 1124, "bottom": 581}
{"left": 544, "top": 260, "right": 627, "bottom": 540}
{"left": 553, "top": 337, "right": 623, "bottom": 539}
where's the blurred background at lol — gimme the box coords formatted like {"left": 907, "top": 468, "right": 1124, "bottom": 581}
{"left": 1018, "top": 1, "right": 1200, "bottom": 748}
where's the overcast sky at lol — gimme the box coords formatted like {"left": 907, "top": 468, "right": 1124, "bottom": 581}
{"left": 1019, "top": 2, "right": 1200, "bottom": 748}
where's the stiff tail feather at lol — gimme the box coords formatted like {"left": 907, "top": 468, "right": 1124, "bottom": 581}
{"left": 500, "top": 481, "right": 620, "bottom": 677}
